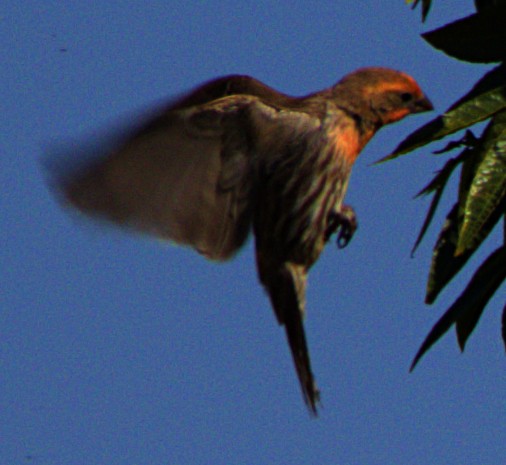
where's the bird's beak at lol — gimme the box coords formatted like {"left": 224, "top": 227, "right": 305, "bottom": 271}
{"left": 411, "top": 95, "right": 433, "bottom": 113}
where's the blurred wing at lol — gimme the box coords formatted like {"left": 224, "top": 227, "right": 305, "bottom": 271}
{"left": 57, "top": 96, "right": 258, "bottom": 261}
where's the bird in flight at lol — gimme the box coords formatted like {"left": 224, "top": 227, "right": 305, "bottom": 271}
{"left": 50, "top": 68, "right": 432, "bottom": 415}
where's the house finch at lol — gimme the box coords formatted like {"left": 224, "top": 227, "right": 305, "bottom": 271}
{"left": 51, "top": 68, "right": 432, "bottom": 415}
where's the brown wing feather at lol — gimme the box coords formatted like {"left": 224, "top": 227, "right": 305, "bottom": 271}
{"left": 59, "top": 98, "right": 259, "bottom": 261}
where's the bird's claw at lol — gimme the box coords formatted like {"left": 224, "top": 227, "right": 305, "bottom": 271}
{"left": 325, "top": 205, "right": 358, "bottom": 249}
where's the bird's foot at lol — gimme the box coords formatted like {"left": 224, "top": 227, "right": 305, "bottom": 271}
{"left": 325, "top": 205, "right": 358, "bottom": 249}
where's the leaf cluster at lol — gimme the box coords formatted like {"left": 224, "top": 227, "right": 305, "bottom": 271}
{"left": 387, "top": 1, "right": 506, "bottom": 367}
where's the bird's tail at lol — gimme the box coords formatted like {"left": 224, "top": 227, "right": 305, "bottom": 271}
{"left": 262, "top": 262, "right": 320, "bottom": 415}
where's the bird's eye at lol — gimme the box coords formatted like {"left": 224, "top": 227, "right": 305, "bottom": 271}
{"left": 400, "top": 92, "right": 413, "bottom": 103}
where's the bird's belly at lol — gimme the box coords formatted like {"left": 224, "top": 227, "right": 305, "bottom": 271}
{"left": 289, "top": 184, "right": 345, "bottom": 266}
{"left": 255, "top": 161, "right": 349, "bottom": 268}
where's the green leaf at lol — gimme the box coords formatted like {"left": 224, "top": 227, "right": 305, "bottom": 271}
{"left": 422, "top": 5, "right": 506, "bottom": 63}
{"left": 423, "top": 124, "right": 504, "bottom": 303}
{"left": 432, "top": 130, "right": 478, "bottom": 155}
{"left": 455, "top": 247, "right": 506, "bottom": 349}
{"left": 415, "top": 155, "right": 464, "bottom": 198}
{"left": 411, "top": 246, "right": 506, "bottom": 370}
{"left": 411, "top": 153, "right": 466, "bottom": 255}
{"left": 458, "top": 140, "right": 486, "bottom": 207}
{"left": 425, "top": 204, "right": 469, "bottom": 303}
{"left": 425, "top": 148, "right": 484, "bottom": 303}
{"left": 425, "top": 193, "right": 504, "bottom": 304}
{"left": 457, "top": 111, "right": 506, "bottom": 254}
{"left": 378, "top": 65, "right": 506, "bottom": 163}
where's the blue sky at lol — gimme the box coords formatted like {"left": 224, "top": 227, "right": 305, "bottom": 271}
{"left": 2, "top": 2, "right": 505, "bottom": 464}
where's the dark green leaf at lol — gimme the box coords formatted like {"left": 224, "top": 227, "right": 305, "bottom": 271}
{"left": 425, "top": 194, "right": 505, "bottom": 303}
{"left": 411, "top": 246, "right": 506, "bottom": 370}
{"left": 474, "top": 0, "right": 506, "bottom": 13}
{"left": 415, "top": 156, "right": 464, "bottom": 198}
{"left": 455, "top": 246, "right": 506, "bottom": 349}
{"left": 422, "top": 5, "right": 506, "bottom": 63}
{"left": 411, "top": 291, "right": 463, "bottom": 371}
{"left": 449, "top": 65, "right": 506, "bottom": 110}
{"left": 412, "top": 188, "right": 445, "bottom": 257}
{"left": 458, "top": 142, "right": 487, "bottom": 207}
{"left": 378, "top": 66, "right": 506, "bottom": 163}
{"left": 426, "top": 137, "right": 501, "bottom": 303}
{"left": 432, "top": 130, "right": 478, "bottom": 154}
{"left": 426, "top": 204, "right": 469, "bottom": 303}
{"left": 424, "top": 151, "right": 481, "bottom": 303}
{"left": 457, "top": 111, "right": 506, "bottom": 254}
{"left": 411, "top": 154, "right": 466, "bottom": 255}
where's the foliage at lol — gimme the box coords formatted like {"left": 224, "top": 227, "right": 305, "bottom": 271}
{"left": 388, "top": 1, "right": 506, "bottom": 367}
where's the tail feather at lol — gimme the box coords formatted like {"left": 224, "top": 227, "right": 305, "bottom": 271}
{"left": 264, "top": 263, "right": 320, "bottom": 415}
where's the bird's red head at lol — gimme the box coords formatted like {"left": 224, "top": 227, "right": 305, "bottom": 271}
{"left": 334, "top": 67, "right": 433, "bottom": 127}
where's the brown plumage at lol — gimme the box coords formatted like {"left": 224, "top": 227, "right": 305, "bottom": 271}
{"left": 52, "top": 68, "right": 432, "bottom": 415}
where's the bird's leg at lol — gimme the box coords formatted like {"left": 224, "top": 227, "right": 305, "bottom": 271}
{"left": 325, "top": 205, "right": 358, "bottom": 249}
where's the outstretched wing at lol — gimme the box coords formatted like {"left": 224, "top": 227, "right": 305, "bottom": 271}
{"left": 53, "top": 93, "right": 267, "bottom": 261}
{"left": 50, "top": 75, "right": 300, "bottom": 260}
